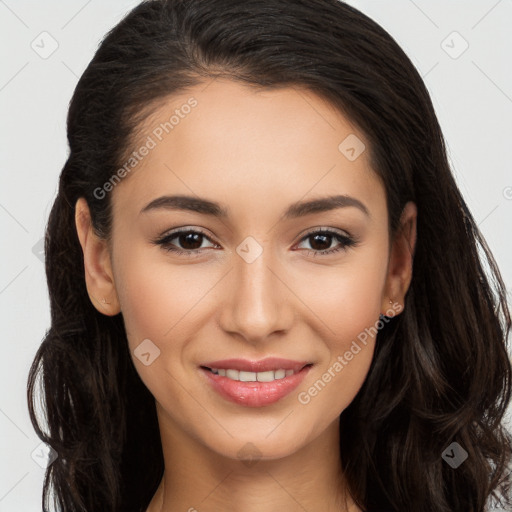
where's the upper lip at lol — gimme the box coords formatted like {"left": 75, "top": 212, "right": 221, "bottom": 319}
{"left": 201, "top": 357, "right": 312, "bottom": 373}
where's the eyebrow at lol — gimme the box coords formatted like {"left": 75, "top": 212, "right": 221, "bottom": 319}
{"left": 140, "top": 194, "right": 370, "bottom": 219}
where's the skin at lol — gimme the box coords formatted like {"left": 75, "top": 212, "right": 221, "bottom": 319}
{"left": 75, "top": 78, "right": 416, "bottom": 512}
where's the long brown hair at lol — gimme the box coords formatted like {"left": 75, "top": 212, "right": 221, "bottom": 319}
{"left": 27, "top": 0, "right": 512, "bottom": 510}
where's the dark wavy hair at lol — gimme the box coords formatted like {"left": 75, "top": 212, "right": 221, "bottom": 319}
{"left": 27, "top": 0, "right": 512, "bottom": 510}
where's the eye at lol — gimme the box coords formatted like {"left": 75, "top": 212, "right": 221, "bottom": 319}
{"left": 154, "top": 227, "right": 218, "bottom": 257}
{"left": 153, "top": 226, "right": 357, "bottom": 258}
{"left": 295, "top": 228, "right": 357, "bottom": 256}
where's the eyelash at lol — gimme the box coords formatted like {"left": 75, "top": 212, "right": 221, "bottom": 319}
{"left": 153, "top": 226, "right": 357, "bottom": 258}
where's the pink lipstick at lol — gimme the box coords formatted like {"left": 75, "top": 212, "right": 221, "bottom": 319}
{"left": 199, "top": 357, "right": 313, "bottom": 407}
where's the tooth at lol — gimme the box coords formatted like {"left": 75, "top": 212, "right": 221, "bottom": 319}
{"left": 211, "top": 367, "right": 296, "bottom": 381}
{"left": 274, "top": 369, "right": 286, "bottom": 379}
{"left": 239, "top": 371, "right": 257, "bottom": 382}
{"left": 256, "top": 370, "right": 276, "bottom": 382}
{"left": 226, "top": 369, "right": 239, "bottom": 380}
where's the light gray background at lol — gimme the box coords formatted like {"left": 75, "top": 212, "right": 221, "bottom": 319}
{"left": 1, "top": 1, "right": 511, "bottom": 510}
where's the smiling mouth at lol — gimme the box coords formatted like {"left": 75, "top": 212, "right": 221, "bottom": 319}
{"left": 199, "top": 362, "right": 314, "bottom": 407}
{"left": 201, "top": 364, "right": 313, "bottom": 383}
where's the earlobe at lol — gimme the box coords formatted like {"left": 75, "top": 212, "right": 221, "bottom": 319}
{"left": 381, "top": 201, "right": 417, "bottom": 315}
{"left": 74, "top": 198, "right": 121, "bottom": 316}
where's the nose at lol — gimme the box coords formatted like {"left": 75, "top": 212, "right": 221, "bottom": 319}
{"left": 218, "top": 240, "right": 295, "bottom": 345}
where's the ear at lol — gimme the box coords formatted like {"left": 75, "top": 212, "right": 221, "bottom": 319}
{"left": 381, "top": 201, "right": 417, "bottom": 316}
{"left": 75, "top": 197, "right": 121, "bottom": 316}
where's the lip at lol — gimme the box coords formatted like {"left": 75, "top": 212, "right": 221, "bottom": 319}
{"left": 201, "top": 357, "right": 310, "bottom": 373}
{"left": 199, "top": 358, "right": 313, "bottom": 408}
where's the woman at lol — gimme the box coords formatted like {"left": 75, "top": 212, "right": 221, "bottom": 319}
{"left": 27, "top": 0, "right": 512, "bottom": 511}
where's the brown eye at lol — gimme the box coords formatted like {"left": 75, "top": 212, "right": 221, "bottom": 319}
{"left": 155, "top": 228, "right": 217, "bottom": 256}
{"left": 175, "top": 232, "right": 204, "bottom": 250}
{"left": 296, "top": 229, "right": 356, "bottom": 256}
{"left": 308, "top": 233, "right": 334, "bottom": 251}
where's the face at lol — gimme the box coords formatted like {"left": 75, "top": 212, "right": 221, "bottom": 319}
{"left": 76, "top": 78, "right": 415, "bottom": 463}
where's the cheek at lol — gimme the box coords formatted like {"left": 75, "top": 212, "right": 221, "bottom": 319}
{"left": 294, "top": 241, "right": 388, "bottom": 342}
{"left": 113, "top": 245, "right": 215, "bottom": 345}
{"left": 296, "top": 285, "right": 380, "bottom": 429}
{"left": 292, "top": 246, "right": 387, "bottom": 413}
{"left": 112, "top": 253, "right": 213, "bottom": 401}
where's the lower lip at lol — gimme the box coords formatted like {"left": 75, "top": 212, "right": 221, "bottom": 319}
{"left": 200, "top": 365, "right": 313, "bottom": 407}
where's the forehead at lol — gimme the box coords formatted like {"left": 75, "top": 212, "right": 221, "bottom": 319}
{"left": 111, "top": 78, "right": 385, "bottom": 224}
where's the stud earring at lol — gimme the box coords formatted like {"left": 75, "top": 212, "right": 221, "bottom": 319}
{"left": 380, "top": 298, "right": 396, "bottom": 318}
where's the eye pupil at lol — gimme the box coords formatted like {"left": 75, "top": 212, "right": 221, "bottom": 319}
{"left": 310, "top": 233, "right": 331, "bottom": 251}
{"left": 179, "top": 232, "right": 203, "bottom": 250}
